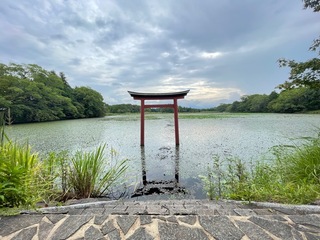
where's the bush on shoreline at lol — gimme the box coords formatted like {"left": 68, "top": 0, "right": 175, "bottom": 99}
{"left": 201, "top": 133, "right": 320, "bottom": 204}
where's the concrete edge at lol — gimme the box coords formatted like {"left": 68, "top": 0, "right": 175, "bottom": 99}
{"left": 31, "top": 200, "right": 119, "bottom": 213}
{"left": 27, "top": 199, "right": 320, "bottom": 214}
{"left": 225, "top": 199, "right": 320, "bottom": 214}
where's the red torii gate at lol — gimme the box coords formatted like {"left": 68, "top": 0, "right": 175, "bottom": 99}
{"left": 128, "top": 90, "right": 190, "bottom": 146}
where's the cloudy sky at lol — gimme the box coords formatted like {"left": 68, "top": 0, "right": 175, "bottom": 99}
{"left": 1, "top": 0, "right": 319, "bottom": 108}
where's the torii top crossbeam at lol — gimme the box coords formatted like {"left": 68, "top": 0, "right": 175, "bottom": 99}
{"left": 128, "top": 90, "right": 190, "bottom": 146}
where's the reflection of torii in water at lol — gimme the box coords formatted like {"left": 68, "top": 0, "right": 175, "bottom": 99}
{"left": 132, "top": 146, "right": 185, "bottom": 197}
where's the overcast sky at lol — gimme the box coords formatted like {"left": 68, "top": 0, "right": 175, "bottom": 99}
{"left": 1, "top": 0, "right": 319, "bottom": 108}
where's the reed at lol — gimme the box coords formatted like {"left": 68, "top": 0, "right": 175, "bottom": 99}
{"left": 68, "top": 144, "right": 128, "bottom": 198}
{"left": 274, "top": 135, "right": 320, "bottom": 185}
{"left": 0, "top": 139, "right": 128, "bottom": 207}
{"left": 201, "top": 132, "right": 320, "bottom": 204}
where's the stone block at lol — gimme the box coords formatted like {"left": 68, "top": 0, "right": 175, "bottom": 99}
{"left": 158, "top": 222, "right": 209, "bottom": 240}
{"left": 199, "top": 216, "right": 244, "bottom": 240}
{"left": 11, "top": 226, "right": 37, "bottom": 240}
{"left": 84, "top": 226, "right": 104, "bottom": 240}
{"left": 126, "top": 228, "right": 154, "bottom": 240}
{"left": 116, "top": 216, "right": 138, "bottom": 235}
{"left": 50, "top": 215, "right": 92, "bottom": 240}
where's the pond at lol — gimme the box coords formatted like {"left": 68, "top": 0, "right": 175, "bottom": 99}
{"left": 5, "top": 113, "right": 320, "bottom": 200}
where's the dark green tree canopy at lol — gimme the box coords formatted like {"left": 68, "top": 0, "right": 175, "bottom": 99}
{"left": 303, "top": 0, "right": 320, "bottom": 12}
{"left": 213, "top": 88, "right": 320, "bottom": 113}
{"left": 278, "top": 58, "right": 320, "bottom": 89}
{"left": 0, "top": 63, "right": 107, "bottom": 123}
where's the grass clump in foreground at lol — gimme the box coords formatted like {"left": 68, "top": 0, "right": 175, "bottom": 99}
{"left": 68, "top": 144, "right": 127, "bottom": 199}
{"left": 200, "top": 133, "right": 320, "bottom": 204}
{"left": 0, "top": 138, "right": 128, "bottom": 211}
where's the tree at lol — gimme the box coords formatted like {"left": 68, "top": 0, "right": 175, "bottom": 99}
{"left": 278, "top": 58, "right": 320, "bottom": 89}
{"left": 278, "top": 0, "right": 320, "bottom": 89}
{"left": 268, "top": 87, "right": 320, "bottom": 113}
{"left": 214, "top": 103, "right": 231, "bottom": 112}
{"left": 303, "top": 0, "right": 320, "bottom": 13}
{"left": 73, "top": 87, "right": 106, "bottom": 117}
{"left": 0, "top": 63, "right": 107, "bottom": 123}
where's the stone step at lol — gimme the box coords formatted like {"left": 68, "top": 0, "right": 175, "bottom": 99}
{"left": 3, "top": 200, "right": 320, "bottom": 240}
{"left": 21, "top": 199, "right": 320, "bottom": 217}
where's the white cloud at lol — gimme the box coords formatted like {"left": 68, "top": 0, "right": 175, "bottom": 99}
{"left": 0, "top": 0, "right": 318, "bottom": 107}
{"left": 200, "top": 51, "right": 224, "bottom": 59}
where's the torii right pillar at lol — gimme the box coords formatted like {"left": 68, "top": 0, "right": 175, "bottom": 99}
{"left": 128, "top": 90, "right": 190, "bottom": 146}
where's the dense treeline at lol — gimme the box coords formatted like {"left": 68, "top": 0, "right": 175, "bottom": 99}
{"left": 0, "top": 63, "right": 107, "bottom": 123}
{"left": 106, "top": 104, "right": 201, "bottom": 113}
{"left": 106, "top": 104, "right": 140, "bottom": 113}
{"left": 213, "top": 88, "right": 320, "bottom": 113}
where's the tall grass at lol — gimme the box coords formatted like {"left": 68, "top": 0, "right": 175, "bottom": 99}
{"left": 201, "top": 133, "right": 320, "bottom": 204}
{"left": 0, "top": 142, "right": 128, "bottom": 207}
{"left": 274, "top": 135, "right": 320, "bottom": 185}
{"left": 68, "top": 144, "right": 128, "bottom": 198}
{"left": 0, "top": 109, "right": 5, "bottom": 146}
{"left": 1, "top": 113, "right": 128, "bottom": 208}
{"left": 199, "top": 155, "right": 225, "bottom": 200}
{"left": 40, "top": 151, "right": 69, "bottom": 204}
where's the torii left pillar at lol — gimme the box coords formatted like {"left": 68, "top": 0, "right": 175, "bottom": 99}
{"left": 128, "top": 90, "right": 190, "bottom": 146}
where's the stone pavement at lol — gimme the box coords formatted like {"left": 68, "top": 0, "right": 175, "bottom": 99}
{"left": 1, "top": 199, "right": 320, "bottom": 239}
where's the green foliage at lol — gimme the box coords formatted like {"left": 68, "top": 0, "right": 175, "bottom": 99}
{"left": 199, "top": 155, "right": 225, "bottom": 200}
{"left": 36, "top": 145, "right": 128, "bottom": 202}
{"left": 0, "top": 142, "right": 128, "bottom": 208}
{"left": 0, "top": 206, "right": 23, "bottom": 216}
{"left": 273, "top": 135, "right": 320, "bottom": 185}
{"left": 268, "top": 88, "right": 311, "bottom": 113}
{"left": 73, "top": 87, "right": 106, "bottom": 117}
{"left": 201, "top": 134, "right": 320, "bottom": 204}
{"left": 106, "top": 105, "right": 201, "bottom": 114}
{"left": 278, "top": 58, "right": 320, "bottom": 89}
{"left": 107, "top": 104, "right": 141, "bottom": 114}
{"left": 213, "top": 88, "right": 320, "bottom": 113}
{"left": 0, "top": 109, "right": 5, "bottom": 145}
{"left": 303, "top": 0, "right": 320, "bottom": 13}
{"left": 214, "top": 92, "right": 276, "bottom": 113}
{"left": 68, "top": 144, "right": 128, "bottom": 198}
{"left": 40, "top": 151, "right": 69, "bottom": 204}
{"left": 0, "top": 63, "right": 107, "bottom": 123}
{"left": 0, "top": 141, "right": 43, "bottom": 207}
